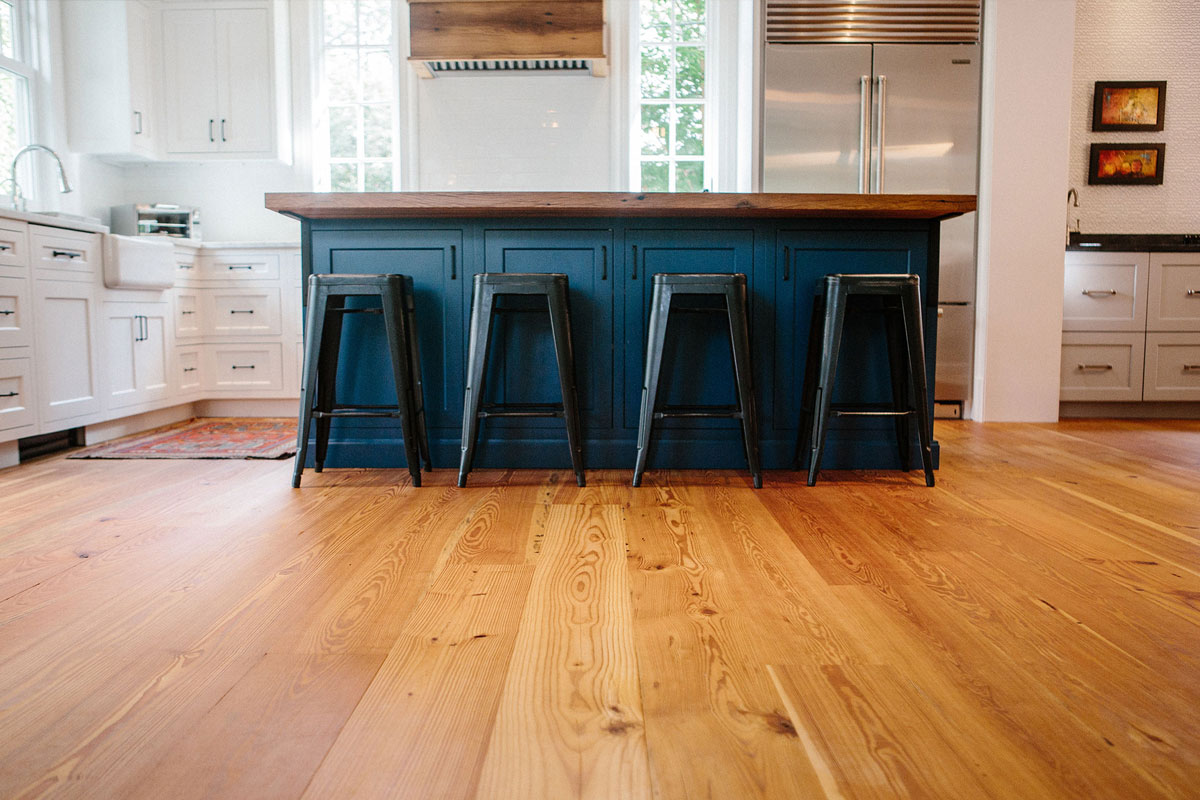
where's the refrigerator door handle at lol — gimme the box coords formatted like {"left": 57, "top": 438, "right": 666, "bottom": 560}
{"left": 858, "top": 75, "right": 871, "bottom": 194}
{"left": 874, "top": 74, "right": 888, "bottom": 193}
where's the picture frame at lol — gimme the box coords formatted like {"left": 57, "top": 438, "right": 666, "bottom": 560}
{"left": 1088, "top": 143, "right": 1165, "bottom": 185}
{"left": 1092, "top": 81, "right": 1166, "bottom": 131}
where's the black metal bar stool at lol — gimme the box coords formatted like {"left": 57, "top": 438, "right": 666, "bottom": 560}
{"left": 633, "top": 273, "right": 762, "bottom": 489}
{"left": 796, "top": 273, "right": 934, "bottom": 487}
{"left": 293, "top": 273, "right": 431, "bottom": 488}
{"left": 458, "top": 273, "right": 585, "bottom": 488}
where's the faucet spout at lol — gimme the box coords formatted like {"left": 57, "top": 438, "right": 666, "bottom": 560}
{"left": 8, "top": 144, "right": 73, "bottom": 212}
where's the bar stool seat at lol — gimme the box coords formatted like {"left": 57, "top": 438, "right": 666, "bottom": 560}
{"left": 293, "top": 273, "right": 431, "bottom": 488}
{"left": 458, "top": 272, "right": 585, "bottom": 487}
{"left": 633, "top": 272, "right": 762, "bottom": 489}
{"left": 796, "top": 273, "right": 934, "bottom": 486}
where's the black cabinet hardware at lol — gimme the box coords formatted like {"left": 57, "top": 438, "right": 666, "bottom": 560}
{"left": 227, "top": 264, "right": 254, "bottom": 270}
{"left": 229, "top": 309, "right": 255, "bottom": 314}
{"left": 220, "top": 118, "right": 227, "bottom": 142}
{"left": 134, "top": 110, "right": 143, "bottom": 135}
{"left": 601, "top": 245, "right": 607, "bottom": 280}
{"left": 631, "top": 245, "right": 638, "bottom": 280}
{"left": 783, "top": 245, "right": 790, "bottom": 281}
{"left": 0, "top": 309, "right": 13, "bottom": 316}
{"left": 0, "top": 391, "right": 17, "bottom": 398}
{"left": 451, "top": 245, "right": 456, "bottom": 280}
{"left": 231, "top": 364, "right": 256, "bottom": 370}
{"left": 182, "top": 367, "right": 197, "bottom": 373}
{"left": 51, "top": 250, "right": 82, "bottom": 259}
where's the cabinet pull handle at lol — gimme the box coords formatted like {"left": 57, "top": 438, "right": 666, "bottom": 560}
{"left": 231, "top": 365, "right": 256, "bottom": 370}
{"left": 229, "top": 309, "right": 255, "bottom": 314}
{"left": 183, "top": 367, "right": 197, "bottom": 373}
{"left": 51, "top": 250, "right": 82, "bottom": 259}
{"left": 134, "top": 110, "right": 143, "bottom": 135}
{"left": 783, "top": 245, "right": 790, "bottom": 281}
{"left": 631, "top": 245, "right": 638, "bottom": 280}
{"left": 1077, "top": 363, "right": 1113, "bottom": 372}
{"left": 1187, "top": 289, "right": 1198, "bottom": 296}
{"left": 1081, "top": 288, "right": 1116, "bottom": 296}
{"left": 180, "top": 310, "right": 195, "bottom": 315}
{"left": 1183, "top": 364, "right": 1200, "bottom": 372}
{"left": 0, "top": 243, "right": 12, "bottom": 251}
{"left": 178, "top": 263, "right": 193, "bottom": 270}
{"left": 220, "top": 119, "right": 227, "bottom": 142}
{"left": 209, "top": 119, "right": 215, "bottom": 142}
{"left": 0, "top": 391, "right": 17, "bottom": 398}
{"left": 601, "top": 245, "right": 607, "bottom": 280}
{"left": 0, "top": 309, "right": 13, "bottom": 316}
{"left": 450, "top": 245, "right": 456, "bottom": 280}
{"left": 227, "top": 264, "right": 254, "bottom": 270}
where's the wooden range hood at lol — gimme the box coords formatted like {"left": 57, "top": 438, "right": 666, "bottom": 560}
{"left": 407, "top": 0, "right": 607, "bottom": 77}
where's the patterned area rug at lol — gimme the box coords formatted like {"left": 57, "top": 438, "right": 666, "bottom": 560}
{"left": 69, "top": 418, "right": 298, "bottom": 460}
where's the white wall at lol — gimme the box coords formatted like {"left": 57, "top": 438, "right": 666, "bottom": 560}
{"left": 972, "top": 0, "right": 1076, "bottom": 422}
{"left": 1068, "top": 0, "right": 1200, "bottom": 233}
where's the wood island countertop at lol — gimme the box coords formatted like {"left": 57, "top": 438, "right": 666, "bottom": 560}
{"left": 265, "top": 191, "right": 976, "bottom": 221}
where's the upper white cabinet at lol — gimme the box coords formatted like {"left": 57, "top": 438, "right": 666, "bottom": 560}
{"left": 162, "top": 4, "right": 284, "bottom": 158}
{"left": 62, "top": 0, "right": 158, "bottom": 159}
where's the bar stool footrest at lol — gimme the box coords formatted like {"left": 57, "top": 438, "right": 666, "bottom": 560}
{"left": 479, "top": 402, "right": 564, "bottom": 419}
{"left": 654, "top": 404, "right": 743, "bottom": 419}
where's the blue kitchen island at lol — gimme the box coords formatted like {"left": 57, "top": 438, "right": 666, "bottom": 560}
{"left": 266, "top": 192, "right": 975, "bottom": 473}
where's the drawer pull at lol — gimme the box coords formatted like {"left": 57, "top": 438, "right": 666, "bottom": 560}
{"left": 178, "top": 263, "right": 193, "bottom": 270}
{"left": 180, "top": 310, "right": 195, "bottom": 315}
{"left": 229, "top": 309, "right": 255, "bottom": 314}
{"left": 231, "top": 364, "right": 256, "bottom": 370}
{"left": 601, "top": 245, "right": 607, "bottom": 281}
{"left": 783, "top": 245, "right": 790, "bottom": 281}
{"left": 1081, "top": 289, "right": 1116, "bottom": 297}
{"left": 1183, "top": 365, "right": 1200, "bottom": 372}
{"left": 0, "top": 391, "right": 17, "bottom": 398}
{"left": 51, "top": 250, "right": 83, "bottom": 259}
{"left": 0, "top": 243, "right": 12, "bottom": 251}
{"left": 450, "top": 244, "right": 456, "bottom": 280}
{"left": 1187, "top": 289, "right": 1198, "bottom": 297}
{"left": 183, "top": 367, "right": 198, "bottom": 373}
{"left": 1077, "top": 363, "right": 1113, "bottom": 372}
{"left": 0, "top": 309, "right": 13, "bottom": 316}
{"left": 227, "top": 264, "right": 255, "bottom": 271}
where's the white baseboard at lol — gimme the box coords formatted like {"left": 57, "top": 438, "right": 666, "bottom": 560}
{"left": 196, "top": 398, "right": 299, "bottom": 418}
{"left": 0, "top": 440, "right": 18, "bottom": 470}
{"left": 84, "top": 404, "right": 199, "bottom": 445}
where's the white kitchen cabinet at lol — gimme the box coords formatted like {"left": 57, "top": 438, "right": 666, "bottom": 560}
{"left": 207, "top": 343, "right": 283, "bottom": 392}
{"left": 33, "top": 280, "right": 103, "bottom": 425}
{"left": 1062, "top": 251, "right": 1149, "bottom": 332}
{"left": 62, "top": 0, "right": 158, "bottom": 159}
{"left": 102, "top": 300, "right": 171, "bottom": 411}
{"left": 0, "top": 276, "right": 31, "bottom": 349}
{"left": 176, "top": 348, "right": 204, "bottom": 396}
{"left": 0, "top": 219, "right": 29, "bottom": 275}
{"left": 162, "top": 5, "right": 278, "bottom": 157}
{"left": 0, "top": 356, "right": 36, "bottom": 439}
{"left": 29, "top": 226, "right": 100, "bottom": 281}
{"left": 206, "top": 288, "right": 282, "bottom": 337}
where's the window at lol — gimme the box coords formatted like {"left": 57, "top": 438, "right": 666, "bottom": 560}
{"left": 634, "top": 0, "right": 708, "bottom": 192}
{"left": 317, "top": 0, "right": 396, "bottom": 192}
{"left": 0, "top": 0, "right": 32, "bottom": 195}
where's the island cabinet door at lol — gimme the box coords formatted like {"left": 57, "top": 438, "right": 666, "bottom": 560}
{"left": 621, "top": 229, "right": 756, "bottom": 432}
{"left": 771, "top": 229, "right": 930, "bottom": 444}
{"left": 482, "top": 229, "right": 614, "bottom": 427}
{"left": 312, "top": 229, "right": 465, "bottom": 430}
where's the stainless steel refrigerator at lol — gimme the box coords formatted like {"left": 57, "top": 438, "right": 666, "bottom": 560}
{"left": 762, "top": 43, "right": 980, "bottom": 411}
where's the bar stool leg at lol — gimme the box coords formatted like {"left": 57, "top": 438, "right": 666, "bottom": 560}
{"left": 458, "top": 282, "right": 496, "bottom": 487}
{"left": 402, "top": 280, "right": 432, "bottom": 471}
{"left": 808, "top": 281, "right": 847, "bottom": 486}
{"left": 794, "top": 293, "right": 825, "bottom": 470}
{"left": 293, "top": 282, "right": 327, "bottom": 488}
{"left": 313, "top": 295, "right": 345, "bottom": 473}
{"left": 883, "top": 299, "right": 912, "bottom": 470}
{"left": 548, "top": 281, "right": 586, "bottom": 487}
{"left": 633, "top": 284, "right": 673, "bottom": 487}
{"left": 725, "top": 282, "right": 762, "bottom": 489}
{"left": 382, "top": 287, "right": 423, "bottom": 487}
{"left": 901, "top": 282, "right": 935, "bottom": 487}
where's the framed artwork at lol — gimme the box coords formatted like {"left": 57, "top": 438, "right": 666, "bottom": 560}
{"left": 1092, "top": 81, "right": 1166, "bottom": 131}
{"left": 1088, "top": 143, "right": 1165, "bottom": 185}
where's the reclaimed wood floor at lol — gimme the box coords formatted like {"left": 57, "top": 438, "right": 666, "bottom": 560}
{"left": 0, "top": 420, "right": 1197, "bottom": 799}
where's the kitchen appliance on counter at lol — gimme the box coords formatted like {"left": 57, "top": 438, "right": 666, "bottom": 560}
{"left": 111, "top": 203, "right": 201, "bottom": 241}
{"left": 760, "top": 0, "right": 982, "bottom": 416}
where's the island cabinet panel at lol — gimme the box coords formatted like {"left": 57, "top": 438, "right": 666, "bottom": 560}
{"left": 312, "top": 229, "right": 466, "bottom": 436}
{"left": 481, "top": 229, "right": 614, "bottom": 429}
{"left": 771, "top": 228, "right": 932, "bottom": 468}
{"left": 301, "top": 215, "right": 943, "bottom": 471}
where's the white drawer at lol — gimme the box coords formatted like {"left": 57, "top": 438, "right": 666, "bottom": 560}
{"left": 1143, "top": 333, "right": 1200, "bottom": 400}
{"left": 196, "top": 252, "right": 280, "bottom": 281}
{"left": 0, "top": 276, "right": 31, "bottom": 348}
{"left": 1147, "top": 254, "right": 1200, "bottom": 332}
{"left": 1060, "top": 332, "right": 1145, "bottom": 401}
{"left": 1062, "top": 252, "right": 1148, "bottom": 332}
{"left": 207, "top": 343, "right": 283, "bottom": 391}
{"left": 177, "top": 348, "right": 203, "bottom": 394}
{"left": 173, "top": 290, "right": 203, "bottom": 338}
{"left": 0, "top": 356, "right": 36, "bottom": 432}
{"left": 30, "top": 226, "right": 100, "bottom": 280}
{"left": 205, "top": 288, "right": 282, "bottom": 336}
{"left": 0, "top": 218, "right": 29, "bottom": 275}
{"left": 174, "top": 250, "right": 199, "bottom": 283}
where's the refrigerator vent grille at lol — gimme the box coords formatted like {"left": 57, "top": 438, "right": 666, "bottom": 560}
{"left": 421, "top": 59, "right": 595, "bottom": 76}
{"left": 766, "top": 0, "right": 981, "bottom": 44}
